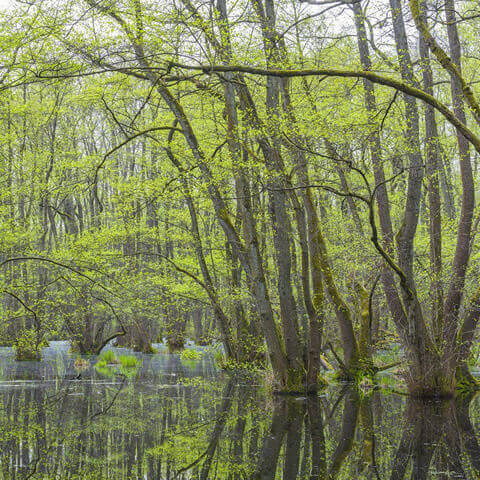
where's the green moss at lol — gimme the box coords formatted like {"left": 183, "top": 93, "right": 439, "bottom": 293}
{"left": 455, "top": 366, "right": 479, "bottom": 396}
{"left": 133, "top": 344, "right": 157, "bottom": 354}
{"left": 284, "top": 367, "right": 305, "bottom": 393}
{"left": 333, "top": 356, "right": 377, "bottom": 385}
{"left": 95, "top": 354, "right": 141, "bottom": 378}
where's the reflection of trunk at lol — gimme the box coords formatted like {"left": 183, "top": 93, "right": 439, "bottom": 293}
{"left": 282, "top": 401, "right": 304, "bottom": 479}
{"left": 230, "top": 389, "right": 248, "bottom": 480}
{"left": 455, "top": 394, "right": 480, "bottom": 473}
{"left": 198, "top": 379, "right": 235, "bottom": 480}
{"left": 253, "top": 400, "right": 289, "bottom": 480}
{"left": 358, "top": 397, "right": 376, "bottom": 475}
{"left": 390, "top": 422, "right": 412, "bottom": 480}
{"left": 328, "top": 389, "right": 360, "bottom": 479}
{"left": 391, "top": 396, "right": 479, "bottom": 480}
{"left": 252, "top": 398, "right": 307, "bottom": 480}
{"left": 308, "top": 397, "right": 326, "bottom": 479}
{"left": 299, "top": 413, "right": 310, "bottom": 478}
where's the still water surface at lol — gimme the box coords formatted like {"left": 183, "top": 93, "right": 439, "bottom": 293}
{"left": 0, "top": 342, "right": 479, "bottom": 479}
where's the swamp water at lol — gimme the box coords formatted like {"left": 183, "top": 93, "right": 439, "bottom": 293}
{"left": 0, "top": 342, "right": 478, "bottom": 479}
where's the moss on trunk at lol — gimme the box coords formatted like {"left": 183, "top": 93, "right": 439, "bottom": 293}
{"left": 455, "top": 364, "right": 479, "bottom": 394}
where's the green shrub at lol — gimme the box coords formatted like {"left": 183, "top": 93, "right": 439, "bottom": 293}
{"left": 180, "top": 349, "right": 202, "bottom": 361}
{"left": 14, "top": 329, "right": 43, "bottom": 361}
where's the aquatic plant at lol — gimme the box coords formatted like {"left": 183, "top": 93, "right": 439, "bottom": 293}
{"left": 118, "top": 354, "right": 139, "bottom": 368}
{"left": 180, "top": 349, "right": 202, "bottom": 361}
{"left": 74, "top": 357, "right": 90, "bottom": 371}
{"left": 99, "top": 349, "right": 119, "bottom": 364}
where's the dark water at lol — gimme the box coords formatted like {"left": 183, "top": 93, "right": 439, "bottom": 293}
{"left": 0, "top": 342, "right": 479, "bottom": 479}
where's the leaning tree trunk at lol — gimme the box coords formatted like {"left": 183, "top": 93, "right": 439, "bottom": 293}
{"left": 443, "top": 0, "right": 478, "bottom": 386}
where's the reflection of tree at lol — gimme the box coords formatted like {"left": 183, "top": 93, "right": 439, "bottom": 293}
{"left": 174, "top": 378, "right": 235, "bottom": 479}
{"left": 456, "top": 394, "right": 480, "bottom": 475}
{"left": 391, "top": 394, "right": 480, "bottom": 480}
{"left": 308, "top": 395, "right": 326, "bottom": 479}
{"left": 328, "top": 389, "right": 360, "bottom": 479}
{"left": 0, "top": 355, "right": 479, "bottom": 480}
{"left": 253, "top": 399, "right": 290, "bottom": 480}
{"left": 251, "top": 390, "right": 480, "bottom": 480}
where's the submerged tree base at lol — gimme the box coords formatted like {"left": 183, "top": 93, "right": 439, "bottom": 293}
{"left": 133, "top": 343, "right": 157, "bottom": 354}
{"left": 271, "top": 368, "right": 328, "bottom": 395}
{"left": 167, "top": 342, "right": 185, "bottom": 353}
{"left": 333, "top": 356, "right": 378, "bottom": 384}
{"left": 406, "top": 371, "right": 457, "bottom": 399}
{"left": 15, "top": 350, "right": 42, "bottom": 361}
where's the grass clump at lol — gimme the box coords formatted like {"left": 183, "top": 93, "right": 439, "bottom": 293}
{"left": 119, "top": 355, "right": 142, "bottom": 378}
{"left": 118, "top": 354, "right": 139, "bottom": 368}
{"left": 99, "top": 350, "right": 119, "bottom": 364}
{"left": 95, "top": 352, "right": 141, "bottom": 378}
{"left": 95, "top": 350, "right": 119, "bottom": 370}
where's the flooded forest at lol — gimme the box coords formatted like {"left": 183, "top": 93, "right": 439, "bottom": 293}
{"left": 0, "top": 0, "right": 480, "bottom": 477}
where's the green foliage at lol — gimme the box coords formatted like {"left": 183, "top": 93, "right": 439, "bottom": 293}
{"left": 180, "top": 348, "right": 202, "bottom": 361}
{"left": 214, "top": 350, "right": 228, "bottom": 369}
{"left": 14, "top": 329, "right": 43, "bottom": 361}
{"left": 180, "top": 348, "right": 203, "bottom": 369}
{"left": 467, "top": 342, "right": 480, "bottom": 367}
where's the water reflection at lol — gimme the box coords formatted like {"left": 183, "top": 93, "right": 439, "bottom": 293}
{"left": 0, "top": 347, "right": 478, "bottom": 479}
